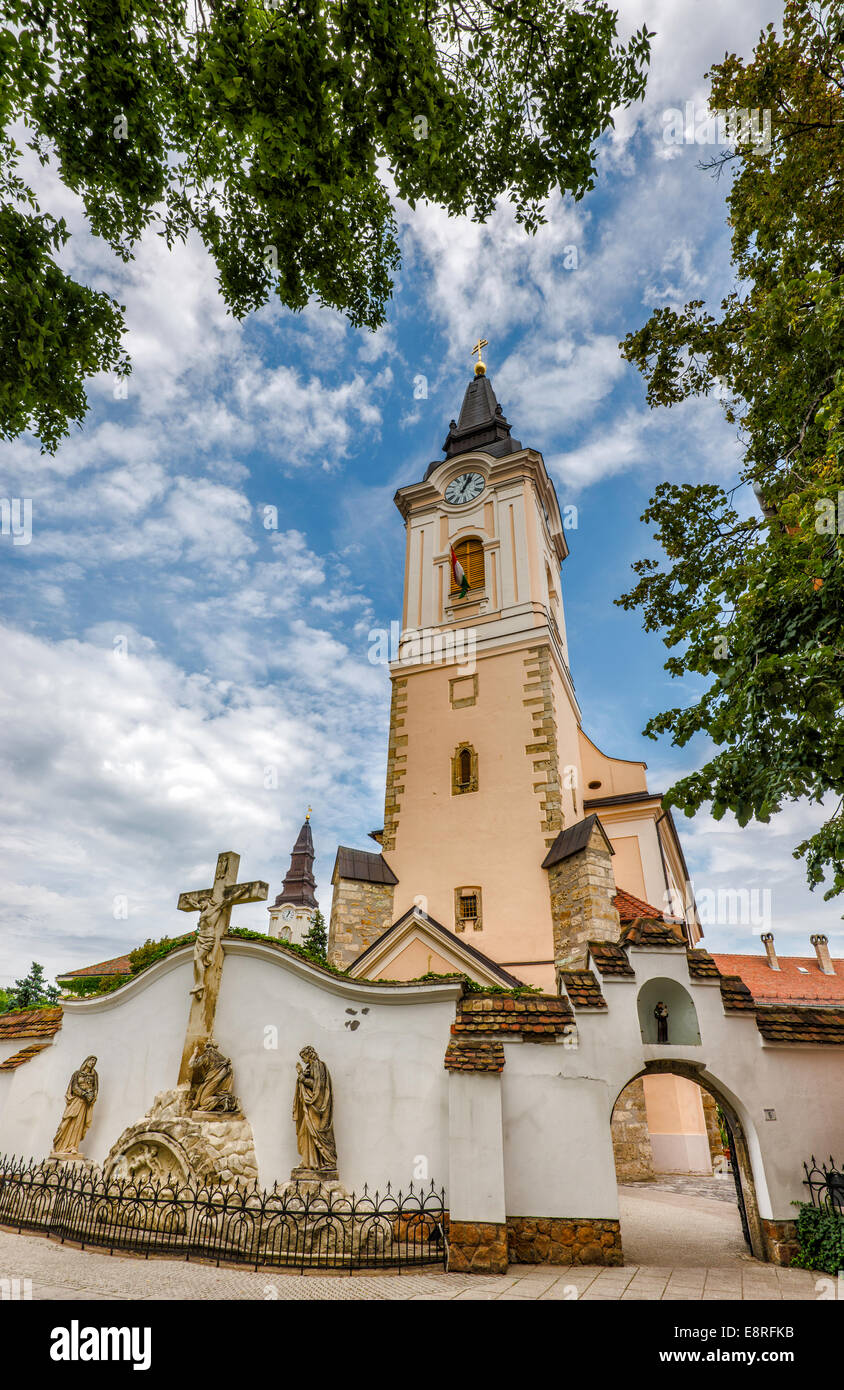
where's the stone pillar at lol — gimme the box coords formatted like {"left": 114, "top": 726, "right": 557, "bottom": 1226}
{"left": 543, "top": 816, "right": 620, "bottom": 970}
{"left": 327, "top": 876, "right": 396, "bottom": 969}
{"left": 611, "top": 1078, "right": 655, "bottom": 1182}
{"left": 446, "top": 1070, "right": 508, "bottom": 1274}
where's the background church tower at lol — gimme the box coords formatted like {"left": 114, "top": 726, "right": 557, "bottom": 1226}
{"left": 381, "top": 346, "right": 584, "bottom": 985}
{"left": 267, "top": 812, "right": 318, "bottom": 945}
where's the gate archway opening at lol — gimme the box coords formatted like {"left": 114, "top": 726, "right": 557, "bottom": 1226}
{"left": 611, "top": 1061, "right": 765, "bottom": 1264}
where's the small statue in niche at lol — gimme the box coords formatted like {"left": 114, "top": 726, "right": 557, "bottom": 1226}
{"left": 51, "top": 1056, "right": 99, "bottom": 1157}
{"left": 292, "top": 1045, "right": 338, "bottom": 1177}
{"left": 654, "top": 1000, "right": 669, "bottom": 1044}
{"left": 188, "top": 1038, "right": 240, "bottom": 1115}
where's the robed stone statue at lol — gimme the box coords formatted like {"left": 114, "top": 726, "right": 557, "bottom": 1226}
{"left": 51, "top": 1056, "right": 99, "bottom": 1158}
{"left": 188, "top": 1039, "right": 240, "bottom": 1115}
{"left": 292, "top": 1045, "right": 338, "bottom": 1177}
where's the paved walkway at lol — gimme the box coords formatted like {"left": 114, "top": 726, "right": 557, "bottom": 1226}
{"left": 619, "top": 1184, "right": 749, "bottom": 1267}
{"left": 0, "top": 1213, "right": 822, "bottom": 1302}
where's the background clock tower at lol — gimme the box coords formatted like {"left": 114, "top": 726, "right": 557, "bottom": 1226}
{"left": 267, "top": 812, "right": 318, "bottom": 945}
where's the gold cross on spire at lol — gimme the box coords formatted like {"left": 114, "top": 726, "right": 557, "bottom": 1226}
{"left": 306, "top": 806, "right": 312, "bottom": 820}
{"left": 471, "top": 337, "right": 488, "bottom": 377}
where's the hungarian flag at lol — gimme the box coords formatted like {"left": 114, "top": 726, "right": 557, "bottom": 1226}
{"left": 450, "top": 544, "right": 469, "bottom": 598}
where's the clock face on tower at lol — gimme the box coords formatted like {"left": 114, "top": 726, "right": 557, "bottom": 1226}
{"left": 281, "top": 907, "right": 294, "bottom": 921}
{"left": 445, "top": 472, "right": 485, "bottom": 506}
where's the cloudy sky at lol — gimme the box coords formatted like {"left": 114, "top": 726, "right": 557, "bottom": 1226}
{"left": 2, "top": 0, "right": 840, "bottom": 988}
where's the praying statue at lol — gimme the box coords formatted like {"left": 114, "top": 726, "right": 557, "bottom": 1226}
{"left": 51, "top": 1056, "right": 99, "bottom": 1158}
{"left": 188, "top": 1039, "right": 240, "bottom": 1115}
{"left": 654, "top": 1000, "right": 669, "bottom": 1044}
{"left": 292, "top": 1045, "right": 338, "bottom": 1176}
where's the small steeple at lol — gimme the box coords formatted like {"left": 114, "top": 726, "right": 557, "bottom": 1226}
{"left": 441, "top": 340, "right": 521, "bottom": 460}
{"left": 273, "top": 813, "right": 318, "bottom": 909}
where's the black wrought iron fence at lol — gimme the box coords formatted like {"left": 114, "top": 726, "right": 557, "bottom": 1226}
{"left": 803, "top": 1156, "right": 844, "bottom": 1217}
{"left": 0, "top": 1156, "right": 447, "bottom": 1273}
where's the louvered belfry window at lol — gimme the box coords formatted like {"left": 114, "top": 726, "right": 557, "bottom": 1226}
{"left": 451, "top": 537, "right": 485, "bottom": 593}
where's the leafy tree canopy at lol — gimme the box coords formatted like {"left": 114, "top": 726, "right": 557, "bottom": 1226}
{"left": 1, "top": 0, "right": 652, "bottom": 450}
{"left": 618, "top": 0, "right": 844, "bottom": 902}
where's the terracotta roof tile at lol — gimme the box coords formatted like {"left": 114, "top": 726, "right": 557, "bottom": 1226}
{"left": 444, "top": 1039, "right": 506, "bottom": 1073}
{"left": 687, "top": 949, "right": 721, "bottom": 979}
{"left": 720, "top": 974, "right": 756, "bottom": 1013}
{"left": 713, "top": 953, "right": 844, "bottom": 1007}
{"left": 0, "top": 1043, "right": 51, "bottom": 1071}
{"left": 0, "top": 1007, "right": 63, "bottom": 1040}
{"left": 613, "top": 888, "right": 665, "bottom": 923}
{"left": 620, "top": 918, "right": 686, "bottom": 949}
{"left": 559, "top": 969, "right": 607, "bottom": 1010}
{"left": 452, "top": 994, "right": 574, "bottom": 1038}
{"left": 588, "top": 941, "right": 635, "bottom": 978}
{"left": 755, "top": 1006, "right": 844, "bottom": 1045}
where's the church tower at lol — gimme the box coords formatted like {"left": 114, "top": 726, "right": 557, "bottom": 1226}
{"left": 326, "top": 345, "right": 698, "bottom": 987}
{"left": 381, "top": 347, "right": 584, "bottom": 984}
{"left": 267, "top": 812, "right": 318, "bottom": 945}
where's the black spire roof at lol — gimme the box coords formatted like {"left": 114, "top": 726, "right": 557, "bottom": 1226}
{"left": 442, "top": 371, "right": 521, "bottom": 460}
{"left": 273, "top": 815, "right": 318, "bottom": 909}
{"left": 423, "top": 371, "right": 522, "bottom": 480}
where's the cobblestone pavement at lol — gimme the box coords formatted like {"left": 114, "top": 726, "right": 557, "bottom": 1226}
{"left": 634, "top": 1174, "right": 739, "bottom": 1205}
{"left": 0, "top": 1228, "right": 823, "bottom": 1301}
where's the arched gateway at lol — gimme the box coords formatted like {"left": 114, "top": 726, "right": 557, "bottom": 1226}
{"left": 613, "top": 1061, "right": 765, "bottom": 1260}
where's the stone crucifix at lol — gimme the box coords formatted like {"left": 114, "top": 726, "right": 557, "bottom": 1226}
{"left": 177, "top": 851, "right": 267, "bottom": 1084}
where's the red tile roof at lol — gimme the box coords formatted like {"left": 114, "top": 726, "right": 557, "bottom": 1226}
{"left": 755, "top": 1006, "right": 844, "bottom": 1045}
{"left": 452, "top": 994, "right": 574, "bottom": 1038}
{"left": 0, "top": 1043, "right": 51, "bottom": 1071}
{"left": 0, "top": 1007, "right": 63, "bottom": 1040}
{"left": 613, "top": 889, "right": 665, "bottom": 923}
{"left": 444, "top": 1039, "right": 506, "bottom": 1073}
{"left": 56, "top": 954, "right": 132, "bottom": 980}
{"left": 559, "top": 969, "right": 607, "bottom": 1009}
{"left": 713, "top": 953, "right": 844, "bottom": 1007}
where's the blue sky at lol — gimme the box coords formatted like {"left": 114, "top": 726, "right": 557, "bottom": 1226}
{"left": 2, "top": 0, "right": 841, "bottom": 987}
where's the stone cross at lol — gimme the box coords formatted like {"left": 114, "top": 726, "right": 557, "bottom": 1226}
{"left": 176, "top": 851, "right": 267, "bottom": 1083}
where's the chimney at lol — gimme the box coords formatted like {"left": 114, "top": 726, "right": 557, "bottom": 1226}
{"left": 761, "top": 932, "right": 779, "bottom": 971}
{"left": 810, "top": 933, "right": 835, "bottom": 976}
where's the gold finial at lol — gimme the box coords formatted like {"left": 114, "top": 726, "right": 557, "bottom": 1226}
{"left": 305, "top": 806, "right": 312, "bottom": 821}
{"left": 471, "top": 337, "right": 488, "bottom": 377}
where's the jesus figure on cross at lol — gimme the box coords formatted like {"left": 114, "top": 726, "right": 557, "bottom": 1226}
{"left": 178, "top": 851, "right": 268, "bottom": 1001}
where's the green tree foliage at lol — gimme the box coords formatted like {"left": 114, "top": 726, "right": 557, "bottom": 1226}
{"left": 301, "top": 907, "right": 328, "bottom": 963}
{"left": 5, "top": 960, "right": 60, "bottom": 1009}
{"left": 1, "top": 0, "right": 651, "bottom": 450}
{"left": 0, "top": 987, "right": 11, "bottom": 1014}
{"left": 618, "top": 0, "right": 844, "bottom": 901}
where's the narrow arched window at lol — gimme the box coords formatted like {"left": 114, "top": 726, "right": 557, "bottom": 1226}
{"left": 451, "top": 743, "right": 478, "bottom": 795}
{"left": 451, "top": 537, "right": 485, "bottom": 593}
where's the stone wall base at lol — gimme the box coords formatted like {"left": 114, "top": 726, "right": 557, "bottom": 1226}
{"left": 761, "top": 1218, "right": 799, "bottom": 1267}
{"left": 507, "top": 1216, "right": 623, "bottom": 1266}
{"left": 447, "top": 1220, "right": 509, "bottom": 1274}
